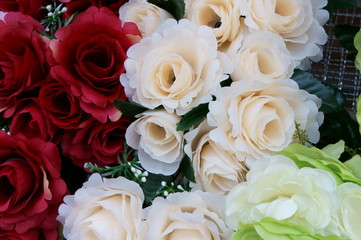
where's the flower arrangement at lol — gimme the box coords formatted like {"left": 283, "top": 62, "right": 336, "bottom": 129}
{"left": 0, "top": 0, "right": 361, "bottom": 239}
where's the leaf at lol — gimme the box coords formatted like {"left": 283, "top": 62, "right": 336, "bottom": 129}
{"left": 326, "top": 0, "right": 360, "bottom": 11}
{"left": 344, "top": 155, "right": 361, "bottom": 179}
{"left": 333, "top": 24, "right": 360, "bottom": 51}
{"left": 291, "top": 70, "right": 345, "bottom": 113}
{"left": 140, "top": 173, "right": 172, "bottom": 205}
{"left": 176, "top": 103, "right": 209, "bottom": 131}
{"left": 148, "top": 0, "right": 185, "bottom": 20}
{"left": 114, "top": 99, "right": 148, "bottom": 120}
{"left": 179, "top": 155, "right": 195, "bottom": 182}
{"left": 357, "top": 94, "right": 361, "bottom": 134}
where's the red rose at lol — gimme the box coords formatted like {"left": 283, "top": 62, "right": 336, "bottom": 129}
{"left": 63, "top": 0, "right": 127, "bottom": 18}
{"left": 61, "top": 117, "right": 131, "bottom": 168}
{"left": 50, "top": 6, "right": 141, "bottom": 123}
{"left": 0, "top": 229, "right": 52, "bottom": 240}
{"left": 38, "top": 72, "right": 91, "bottom": 129}
{"left": 0, "top": 12, "right": 52, "bottom": 117}
{"left": 9, "top": 99, "right": 61, "bottom": 143}
{"left": 0, "top": 131, "right": 68, "bottom": 239}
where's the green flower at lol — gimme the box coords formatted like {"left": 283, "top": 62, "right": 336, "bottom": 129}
{"left": 231, "top": 218, "right": 348, "bottom": 240}
{"left": 279, "top": 142, "right": 361, "bottom": 186}
{"left": 355, "top": 28, "right": 361, "bottom": 72}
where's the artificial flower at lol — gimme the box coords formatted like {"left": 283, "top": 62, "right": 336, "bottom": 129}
{"left": 184, "top": 120, "right": 247, "bottom": 194}
{"left": 354, "top": 28, "right": 361, "bottom": 72}
{"left": 63, "top": 0, "right": 127, "bottom": 18}
{"left": 121, "top": 18, "right": 232, "bottom": 115}
{"left": 119, "top": 0, "right": 173, "bottom": 37}
{"left": 142, "top": 190, "right": 232, "bottom": 240}
{"left": 125, "top": 110, "right": 184, "bottom": 175}
{"left": 58, "top": 173, "right": 144, "bottom": 240}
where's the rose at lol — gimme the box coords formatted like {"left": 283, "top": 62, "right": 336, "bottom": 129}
{"left": 125, "top": 110, "right": 184, "bottom": 175}
{"left": 121, "top": 19, "right": 232, "bottom": 115}
{"left": 0, "top": 229, "right": 51, "bottom": 240}
{"left": 227, "top": 30, "right": 295, "bottom": 82}
{"left": 9, "top": 99, "right": 60, "bottom": 143}
{"left": 63, "top": 0, "right": 127, "bottom": 18}
{"left": 0, "top": 12, "right": 52, "bottom": 117}
{"left": 337, "top": 183, "right": 361, "bottom": 240}
{"left": 239, "top": 0, "right": 329, "bottom": 69}
{"left": 50, "top": 6, "right": 141, "bottom": 123}
{"left": 119, "top": 0, "right": 173, "bottom": 37}
{"left": 184, "top": 0, "right": 244, "bottom": 49}
{"left": 0, "top": 0, "right": 50, "bottom": 19}
{"left": 58, "top": 173, "right": 144, "bottom": 240}
{"left": 0, "top": 131, "right": 68, "bottom": 239}
{"left": 184, "top": 120, "right": 247, "bottom": 194}
{"left": 142, "top": 191, "right": 232, "bottom": 240}
{"left": 207, "top": 79, "right": 322, "bottom": 164}
{"left": 226, "top": 155, "right": 340, "bottom": 235}
{"left": 38, "top": 72, "right": 90, "bottom": 130}
{"left": 61, "top": 117, "right": 131, "bottom": 168}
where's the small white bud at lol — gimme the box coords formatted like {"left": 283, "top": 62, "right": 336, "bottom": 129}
{"left": 141, "top": 177, "right": 146, "bottom": 182}
{"left": 131, "top": 167, "right": 136, "bottom": 173}
{"left": 171, "top": 182, "right": 174, "bottom": 186}
{"left": 161, "top": 181, "right": 166, "bottom": 187}
{"left": 177, "top": 185, "right": 184, "bottom": 190}
{"left": 61, "top": 7, "right": 67, "bottom": 13}
{"left": 136, "top": 169, "right": 142, "bottom": 175}
{"left": 46, "top": 5, "right": 52, "bottom": 11}
{"left": 47, "top": 12, "right": 53, "bottom": 17}
{"left": 163, "top": 191, "right": 169, "bottom": 197}
{"left": 142, "top": 171, "right": 149, "bottom": 177}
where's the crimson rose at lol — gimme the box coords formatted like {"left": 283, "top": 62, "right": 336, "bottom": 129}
{"left": 50, "top": 6, "right": 141, "bottom": 123}
{"left": 61, "top": 117, "right": 131, "bottom": 168}
{"left": 0, "top": 12, "right": 52, "bottom": 117}
{"left": 63, "top": 0, "right": 127, "bottom": 18}
{"left": 0, "top": 131, "right": 68, "bottom": 239}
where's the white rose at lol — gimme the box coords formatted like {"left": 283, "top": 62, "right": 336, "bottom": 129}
{"left": 58, "top": 174, "right": 144, "bottom": 240}
{"left": 121, "top": 19, "right": 232, "bottom": 115}
{"left": 142, "top": 191, "right": 232, "bottom": 240}
{"left": 119, "top": 0, "right": 173, "bottom": 37}
{"left": 338, "top": 182, "right": 361, "bottom": 240}
{"left": 125, "top": 110, "right": 184, "bottom": 175}
{"left": 207, "top": 79, "right": 323, "bottom": 164}
{"left": 184, "top": 120, "right": 248, "bottom": 195}
{"left": 184, "top": 0, "right": 244, "bottom": 50}
{"left": 239, "top": 0, "right": 329, "bottom": 69}
{"left": 226, "top": 155, "right": 340, "bottom": 234}
{"left": 228, "top": 30, "right": 295, "bottom": 82}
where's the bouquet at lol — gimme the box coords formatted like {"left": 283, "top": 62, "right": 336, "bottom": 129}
{"left": 0, "top": 0, "right": 361, "bottom": 239}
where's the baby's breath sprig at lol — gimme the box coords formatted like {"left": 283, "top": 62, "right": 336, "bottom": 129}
{"left": 39, "top": 2, "right": 76, "bottom": 39}
{"left": 156, "top": 179, "right": 191, "bottom": 197}
{"left": 293, "top": 122, "right": 309, "bottom": 145}
{"left": 84, "top": 145, "right": 149, "bottom": 184}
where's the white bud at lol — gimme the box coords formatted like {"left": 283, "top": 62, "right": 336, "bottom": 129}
{"left": 136, "top": 169, "right": 142, "bottom": 175}
{"left": 47, "top": 12, "right": 53, "bottom": 17}
{"left": 142, "top": 171, "right": 149, "bottom": 177}
{"left": 46, "top": 5, "right": 52, "bottom": 11}
{"left": 131, "top": 167, "right": 136, "bottom": 173}
{"left": 177, "top": 185, "right": 184, "bottom": 191}
{"left": 141, "top": 177, "right": 146, "bottom": 182}
{"left": 161, "top": 181, "right": 166, "bottom": 187}
{"left": 61, "top": 7, "right": 67, "bottom": 13}
{"left": 163, "top": 191, "right": 169, "bottom": 197}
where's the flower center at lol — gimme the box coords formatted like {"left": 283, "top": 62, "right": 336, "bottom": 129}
{"left": 275, "top": 0, "right": 297, "bottom": 17}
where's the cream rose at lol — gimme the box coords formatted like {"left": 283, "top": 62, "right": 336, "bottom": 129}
{"left": 184, "top": 0, "right": 244, "bottom": 50}
{"left": 239, "top": 0, "right": 329, "bottom": 69}
{"left": 337, "top": 183, "right": 361, "bottom": 240}
{"left": 207, "top": 79, "right": 323, "bottom": 164}
{"left": 119, "top": 0, "right": 173, "bottom": 37}
{"left": 125, "top": 110, "right": 184, "bottom": 175}
{"left": 227, "top": 30, "right": 295, "bottom": 82}
{"left": 184, "top": 120, "right": 247, "bottom": 195}
{"left": 121, "top": 19, "right": 232, "bottom": 115}
{"left": 142, "top": 191, "right": 232, "bottom": 240}
{"left": 57, "top": 174, "right": 144, "bottom": 240}
{"left": 226, "top": 155, "right": 340, "bottom": 234}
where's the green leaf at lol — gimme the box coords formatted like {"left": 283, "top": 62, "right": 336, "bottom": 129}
{"left": 114, "top": 99, "right": 148, "bottom": 120}
{"left": 148, "top": 0, "right": 185, "bottom": 20}
{"left": 179, "top": 155, "right": 196, "bottom": 182}
{"left": 357, "top": 95, "right": 361, "bottom": 134}
{"left": 140, "top": 173, "right": 172, "bottom": 205}
{"left": 344, "top": 155, "right": 361, "bottom": 179}
{"left": 176, "top": 103, "right": 209, "bottom": 131}
{"left": 291, "top": 70, "right": 345, "bottom": 113}
{"left": 326, "top": 0, "right": 360, "bottom": 11}
{"left": 334, "top": 25, "right": 360, "bottom": 52}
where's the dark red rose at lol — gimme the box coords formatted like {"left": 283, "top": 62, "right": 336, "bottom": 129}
{"left": 0, "top": 229, "right": 53, "bottom": 240}
{"left": 38, "top": 72, "right": 91, "bottom": 129}
{"left": 9, "top": 98, "right": 61, "bottom": 143}
{"left": 61, "top": 117, "right": 131, "bottom": 168}
{"left": 0, "top": 12, "right": 52, "bottom": 118}
{"left": 0, "top": 131, "right": 68, "bottom": 239}
{"left": 63, "top": 0, "right": 127, "bottom": 18}
{"left": 50, "top": 6, "right": 141, "bottom": 123}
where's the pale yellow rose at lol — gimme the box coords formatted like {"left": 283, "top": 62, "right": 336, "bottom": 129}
{"left": 58, "top": 174, "right": 144, "bottom": 240}
{"left": 184, "top": 120, "right": 247, "bottom": 195}
{"left": 228, "top": 30, "right": 295, "bottom": 82}
{"left": 239, "top": 0, "right": 329, "bottom": 69}
{"left": 207, "top": 79, "right": 322, "bottom": 164}
{"left": 125, "top": 110, "right": 184, "bottom": 175}
{"left": 226, "top": 155, "right": 340, "bottom": 235}
{"left": 119, "top": 0, "right": 173, "bottom": 37}
{"left": 142, "top": 191, "right": 232, "bottom": 240}
{"left": 184, "top": 0, "right": 245, "bottom": 50}
{"left": 121, "top": 19, "right": 232, "bottom": 115}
